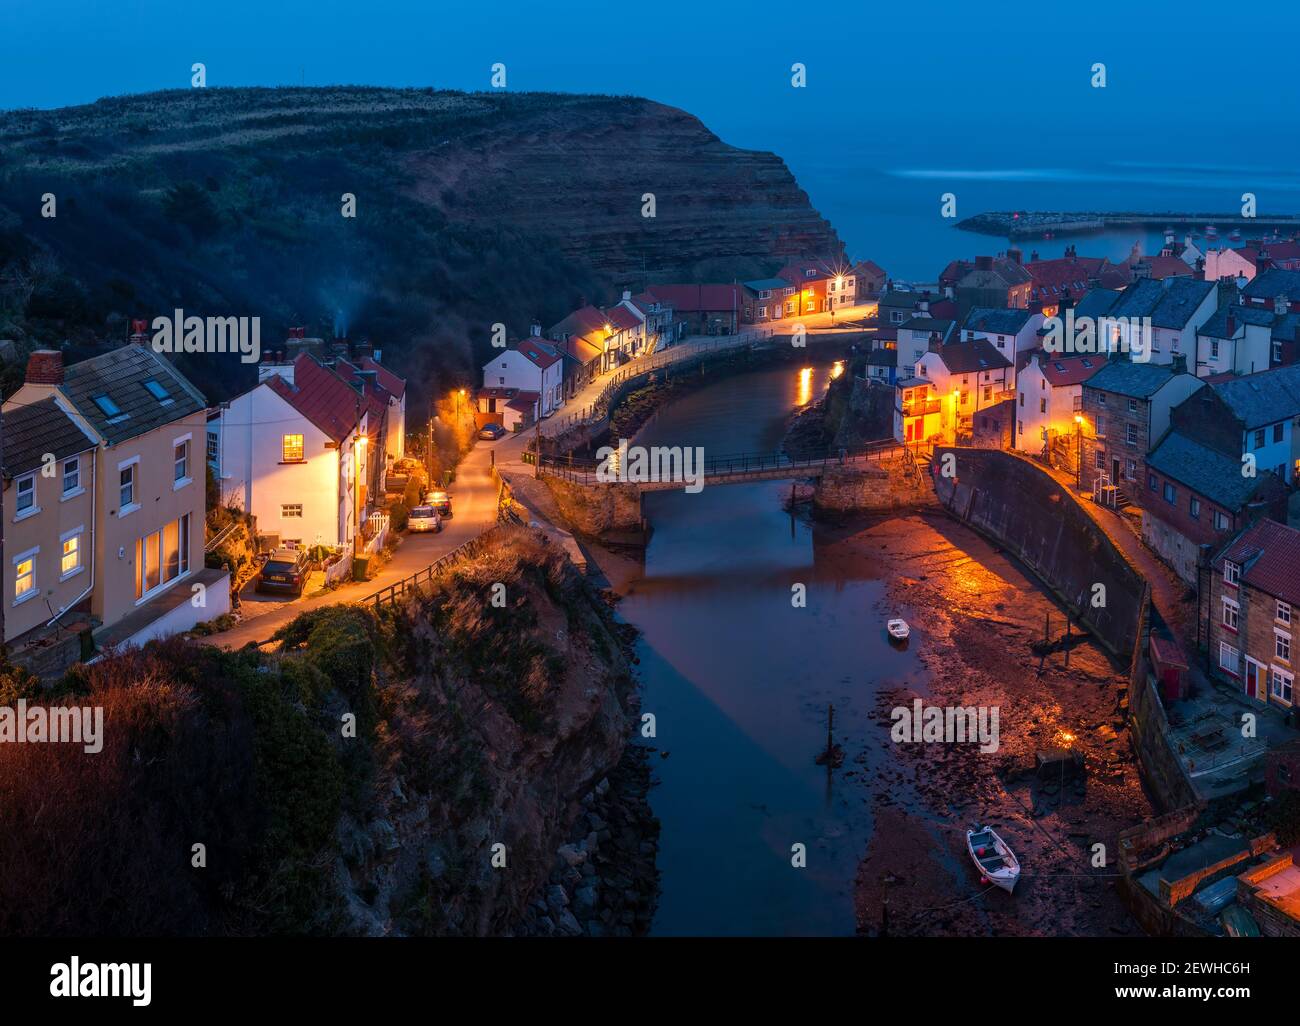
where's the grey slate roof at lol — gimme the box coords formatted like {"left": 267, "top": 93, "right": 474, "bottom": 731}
{"left": 743, "top": 278, "right": 790, "bottom": 291}
{"left": 1211, "top": 365, "right": 1300, "bottom": 429}
{"left": 1072, "top": 288, "right": 1121, "bottom": 321}
{"left": 964, "top": 307, "right": 1034, "bottom": 335}
{"left": 938, "top": 339, "right": 1012, "bottom": 374}
{"left": 1272, "top": 311, "right": 1300, "bottom": 343}
{"left": 1198, "top": 304, "right": 1275, "bottom": 338}
{"left": 59, "top": 344, "right": 207, "bottom": 446}
{"left": 1084, "top": 360, "right": 1179, "bottom": 399}
{"left": 1243, "top": 267, "right": 1300, "bottom": 302}
{"left": 1, "top": 397, "right": 97, "bottom": 479}
{"left": 1151, "top": 277, "right": 1215, "bottom": 329}
{"left": 900, "top": 316, "right": 955, "bottom": 333}
{"left": 1147, "top": 431, "right": 1274, "bottom": 510}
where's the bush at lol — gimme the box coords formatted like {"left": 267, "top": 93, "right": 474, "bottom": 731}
{"left": 389, "top": 500, "right": 409, "bottom": 532}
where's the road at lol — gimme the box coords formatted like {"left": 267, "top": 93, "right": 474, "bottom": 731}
{"left": 213, "top": 440, "right": 500, "bottom": 649}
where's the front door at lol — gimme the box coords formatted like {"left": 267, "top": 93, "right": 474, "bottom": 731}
{"left": 1111, "top": 457, "right": 1122, "bottom": 485}
{"left": 1245, "top": 658, "right": 1264, "bottom": 701}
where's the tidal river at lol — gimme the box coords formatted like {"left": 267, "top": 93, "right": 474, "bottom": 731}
{"left": 604, "top": 358, "right": 1150, "bottom": 937}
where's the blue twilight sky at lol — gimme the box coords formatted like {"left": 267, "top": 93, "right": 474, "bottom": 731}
{"left": 4, "top": 0, "right": 1300, "bottom": 275}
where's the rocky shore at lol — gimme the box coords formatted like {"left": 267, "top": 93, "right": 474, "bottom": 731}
{"left": 517, "top": 742, "right": 661, "bottom": 937}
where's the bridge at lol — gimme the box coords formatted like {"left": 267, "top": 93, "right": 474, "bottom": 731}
{"left": 536, "top": 439, "right": 930, "bottom": 492}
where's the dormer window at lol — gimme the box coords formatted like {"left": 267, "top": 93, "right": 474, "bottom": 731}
{"left": 1224, "top": 560, "right": 1240, "bottom": 587}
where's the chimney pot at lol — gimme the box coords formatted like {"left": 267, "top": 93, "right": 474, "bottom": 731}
{"left": 25, "top": 349, "right": 64, "bottom": 385}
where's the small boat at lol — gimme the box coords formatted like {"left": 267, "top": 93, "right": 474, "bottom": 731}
{"left": 967, "top": 826, "right": 1020, "bottom": 893}
{"left": 886, "top": 618, "right": 910, "bottom": 641}
{"left": 1229, "top": 229, "right": 1242, "bottom": 241}
{"left": 1206, "top": 224, "right": 1219, "bottom": 238}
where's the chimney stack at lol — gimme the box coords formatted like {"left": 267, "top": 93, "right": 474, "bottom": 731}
{"left": 975, "top": 255, "right": 993, "bottom": 271}
{"left": 1007, "top": 247, "right": 1022, "bottom": 265}
{"left": 129, "top": 319, "right": 149, "bottom": 345}
{"left": 25, "top": 349, "right": 64, "bottom": 386}
{"left": 1226, "top": 314, "right": 1237, "bottom": 337}
{"left": 928, "top": 330, "right": 943, "bottom": 354}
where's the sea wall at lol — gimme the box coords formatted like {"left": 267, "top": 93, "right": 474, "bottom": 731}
{"left": 813, "top": 458, "right": 937, "bottom": 514}
{"left": 931, "top": 447, "right": 1146, "bottom": 659}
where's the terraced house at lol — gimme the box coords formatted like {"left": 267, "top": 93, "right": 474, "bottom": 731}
{"left": 4, "top": 344, "right": 225, "bottom": 653}
{"left": 1208, "top": 519, "right": 1299, "bottom": 712}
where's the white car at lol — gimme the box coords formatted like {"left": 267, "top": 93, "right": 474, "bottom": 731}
{"left": 407, "top": 505, "right": 442, "bottom": 533}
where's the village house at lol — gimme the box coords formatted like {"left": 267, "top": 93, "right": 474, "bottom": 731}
{"left": 1, "top": 391, "right": 98, "bottom": 646}
{"left": 644, "top": 284, "right": 743, "bottom": 335}
{"left": 1208, "top": 517, "right": 1300, "bottom": 712}
{"left": 896, "top": 314, "right": 957, "bottom": 370}
{"left": 546, "top": 308, "right": 607, "bottom": 389}
{"left": 1196, "top": 305, "right": 1278, "bottom": 377}
{"left": 864, "top": 347, "right": 900, "bottom": 386}
{"left": 6, "top": 345, "right": 220, "bottom": 649}
{"left": 895, "top": 375, "right": 946, "bottom": 446}
{"left": 952, "top": 254, "right": 1033, "bottom": 316}
{"left": 912, "top": 337, "right": 1013, "bottom": 440}
{"left": 1205, "top": 241, "right": 1300, "bottom": 283}
{"left": 216, "top": 352, "right": 371, "bottom": 550}
{"left": 1142, "top": 430, "right": 1287, "bottom": 586}
{"left": 1024, "top": 247, "right": 1113, "bottom": 316}
{"left": 742, "top": 277, "right": 791, "bottom": 322}
{"left": 1241, "top": 267, "right": 1300, "bottom": 315}
{"left": 850, "top": 259, "right": 887, "bottom": 302}
{"left": 1078, "top": 358, "right": 1204, "bottom": 507}
{"left": 776, "top": 261, "right": 833, "bottom": 315}
{"left": 1101, "top": 276, "right": 1219, "bottom": 365}
{"left": 482, "top": 336, "right": 564, "bottom": 417}
{"left": 961, "top": 306, "right": 1044, "bottom": 366}
{"left": 475, "top": 387, "right": 541, "bottom": 432}
{"left": 1191, "top": 365, "right": 1300, "bottom": 485}
{"left": 1012, "top": 350, "right": 1107, "bottom": 470}
{"left": 1134, "top": 253, "right": 1198, "bottom": 281}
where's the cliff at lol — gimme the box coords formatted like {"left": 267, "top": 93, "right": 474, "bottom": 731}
{"left": 0, "top": 87, "right": 840, "bottom": 399}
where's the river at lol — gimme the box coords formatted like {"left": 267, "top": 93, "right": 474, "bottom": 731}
{"left": 606, "top": 357, "right": 1152, "bottom": 937}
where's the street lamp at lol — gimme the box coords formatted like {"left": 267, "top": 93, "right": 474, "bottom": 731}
{"left": 1074, "top": 414, "right": 1084, "bottom": 489}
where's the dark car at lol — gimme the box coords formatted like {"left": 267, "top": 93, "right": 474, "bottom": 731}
{"left": 256, "top": 547, "right": 311, "bottom": 596}
{"left": 426, "top": 489, "right": 452, "bottom": 518}
{"left": 478, "top": 422, "right": 507, "bottom": 440}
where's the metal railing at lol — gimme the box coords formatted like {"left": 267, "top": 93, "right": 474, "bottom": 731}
{"left": 536, "top": 438, "right": 911, "bottom": 485}
{"left": 204, "top": 521, "right": 239, "bottom": 553}
{"left": 362, "top": 526, "right": 504, "bottom": 609}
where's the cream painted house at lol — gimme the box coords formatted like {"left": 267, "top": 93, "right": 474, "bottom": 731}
{"left": 2, "top": 393, "right": 98, "bottom": 644}
{"left": 5, "top": 345, "right": 218, "bottom": 645}
{"left": 216, "top": 352, "right": 368, "bottom": 549}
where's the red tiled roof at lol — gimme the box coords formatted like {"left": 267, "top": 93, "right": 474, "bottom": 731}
{"left": 335, "top": 358, "right": 390, "bottom": 427}
{"left": 515, "top": 339, "right": 562, "bottom": 370}
{"left": 264, "top": 354, "right": 363, "bottom": 444}
{"left": 851, "top": 259, "right": 886, "bottom": 278}
{"left": 1035, "top": 351, "right": 1108, "bottom": 387}
{"left": 604, "top": 306, "right": 641, "bottom": 331}
{"left": 360, "top": 356, "right": 406, "bottom": 399}
{"left": 506, "top": 390, "right": 540, "bottom": 413}
{"left": 1025, "top": 256, "right": 1106, "bottom": 300}
{"left": 1216, "top": 518, "right": 1300, "bottom": 608}
{"left": 565, "top": 334, "right": 603, "bottom": 364}
{"left": 1145, "top": 255, "right": 1196, "bottom": 280}
{"left": 549, "top": 305, "right": 607, "bottom": 339}
{"left": 645, "top": 284, "right": 742, "bottom": 313}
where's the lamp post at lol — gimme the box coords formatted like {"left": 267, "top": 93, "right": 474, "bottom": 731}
{"left": 1074, "top": 414, "right": 1084, "bottom": 489}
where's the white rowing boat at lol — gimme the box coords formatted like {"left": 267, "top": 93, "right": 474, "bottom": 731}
{"left": 886, "top": 618, "right": 910, "bottom": 641}
{"left": 966, "top": 825, "right": 1020, "bottom": 893}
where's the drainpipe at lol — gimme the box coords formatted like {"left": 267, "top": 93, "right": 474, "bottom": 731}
{"left": 45, "top": 447, "right": 97, "bottom": 629}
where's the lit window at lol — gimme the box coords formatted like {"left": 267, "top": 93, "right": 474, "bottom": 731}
{"left": 61, "top": 534, "right": 81, "bottom": 576}
{"left": 14, "top": 556, "right": 35, "bottom": 602}
{"left": 282, "top": 434, "right": 305, "bottom": 462}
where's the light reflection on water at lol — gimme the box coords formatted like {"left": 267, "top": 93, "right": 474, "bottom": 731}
{"left": 622, "top": 360, "right": 925, "bottom": 936}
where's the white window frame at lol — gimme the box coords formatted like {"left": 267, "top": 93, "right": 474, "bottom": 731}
{"left": 1224, "top": 560, "right": 1240, "bottom": 587}
{"left": 1278, "top": 601, "right": 1292, "bottom": 626}
{"left": 12, "top": 545, "right": 38, "bottom": 605}
{"left": 173, "top": 432, "right": 193, "bottom": 490}
{"left": 1269, "top": 666, "right": 1294, "bottom": 705}
{"left": 1222, "top": 597, "right": 1240, "bottom": 631}
{"left": 1276, "top": 628, "right": 1292, "bottom": 664}
{"left": 60, "top": 525, "right": 85, "bottom": 580}
{"left": 14, "top": 472, "right": 38, "bottom": 519}
{"left": 1219, "top": 641, "right": 1240, "bottom": 675}
{"left": 118, "top": 455, "right": 141, "bottom": 517}
{"left": 62, "top": 456, "right": 84, "bottom": 499}
{"left": 281, "top": 504, "right": 303, "bottom": 519}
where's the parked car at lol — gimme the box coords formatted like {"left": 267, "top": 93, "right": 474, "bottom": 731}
{"left": 256, "top": 547, "right": 311, "bottom": 597}
{"left": 478, "top": 422, "right": 507, "bottom": 440}
{"left": 407, "top": 505, "right": 442, "bottom": 533}
{"left": 426, "top": 489, "right": 452, "bottom": 518}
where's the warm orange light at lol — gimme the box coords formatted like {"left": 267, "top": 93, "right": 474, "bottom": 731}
{"left": 1074, "top": 414, "right": 1083, "bottom": 425}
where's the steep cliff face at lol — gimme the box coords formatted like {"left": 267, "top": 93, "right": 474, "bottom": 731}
{"left": 0, "top": 87, "right": 840, "bottom": 399}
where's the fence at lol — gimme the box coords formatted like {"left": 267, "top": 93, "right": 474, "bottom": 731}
{"left": 535, "top": 438, "right": 908, "bottom": 485}
{"left": 323, "top": 543, "right": 354, "bottom": 586}
{"left": 362, "top": 511, "right": 390, "bottom": 554}
{"left": 204, "top": 521, "right": 239, "bottom": 553}
{"left": 362, "top": 526, "right": 504, "bottom": 609}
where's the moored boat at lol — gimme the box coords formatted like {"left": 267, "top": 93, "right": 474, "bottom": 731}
{"left": 967, "top": 825, "right": 1020, "bottom": 893}
{"left": 886, "top": 618, "right": 910, "bottom": 642}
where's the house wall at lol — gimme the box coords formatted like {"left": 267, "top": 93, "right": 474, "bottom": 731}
{"left": 218, "top": 385, "right": 346, "bottom": 547}
{"left": 1208, "top": 567, "right": 1295, "bottom": 710}
{"left": 482, "top": 350, "right": 562, "bottom": 416}
{"left": 3, "top": 454, "right": 97, "bottom": 642}
{"left": 93, "top": 414, "right": 207, "bottom": 628}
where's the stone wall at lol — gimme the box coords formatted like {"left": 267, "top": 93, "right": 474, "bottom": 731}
{"left": 1238, "top": 853, "right": 1300, "bottom": 937}
{"left": 1128, "top": 671, "right": 1200, "bottom": 812}
{"left": 539, "top": 476, "right": 643, "bottom": 536}
{"left": 813, "top": 457, "right": 936, "bottom": 514}
{"left": 931, "top": 447, "right": 1147, "bottom": 659}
